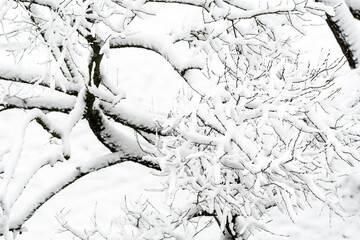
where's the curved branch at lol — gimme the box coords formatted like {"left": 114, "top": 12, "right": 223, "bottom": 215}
{"left": 109, "top": 34, "right": 204, "bottom": 96}
{"left": 109, "top": 34, "right": 202, "bottom": 77}
{"left": 8, "top": 152, "right": 160, "bottom": 234}
{"left": 0, "top": 70, "right": 79, "bottom": 96}
{"left": 100, "top": 101, "right": 166, "bottom": 136}
{"left": 0, "top": 95, "right": 75, "bottom": 113}
{"left": 0, "top": 92, "right": 167, "bottom": 137}
{"left": 84, "top": 90, "right": 153, "bottom": 160}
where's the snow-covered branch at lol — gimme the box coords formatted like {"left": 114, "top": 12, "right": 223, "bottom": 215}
{"left": 150, "top": 56, "right": 360, "bottom": 238}
{"left": 7, "top": 152, "right": 159, "bottom": 236}
{"left": 0, "top": 67, "right": 79, "bottom": 96}
{"left": 110, "top": 34, "right": 202, "bottom": 77}
{"left": 0, "top": 0, "right": 359, "bottom": 239}
{"left": 345, "top": 0, "right": 360, "bottom": 19}
{"left": 0, "top": 95, "right": 74, "bottom": 113}
{"left": 320, "top": 0, "right": 360, "bottom": 68}
{"left": 100, "top": 102, "right": 165, "bottom": 136}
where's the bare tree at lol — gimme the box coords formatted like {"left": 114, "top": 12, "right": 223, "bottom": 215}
{"left": 0, "top": 0, "right": 359, "bottom": 239}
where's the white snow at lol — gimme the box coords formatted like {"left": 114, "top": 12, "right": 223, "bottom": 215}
{"left": 0, "top": 1, "right": 360, "bottom": 240}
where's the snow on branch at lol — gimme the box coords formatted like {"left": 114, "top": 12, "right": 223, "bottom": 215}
{"left": 345, "top": 0, "right": 360, "bottom": 19}
{"left": 147, "top": 0, "right": 333, "bottom": 19}
{"left": 149, "top": 56, "right": 360, "bottom": 238}
{"left": 56, "top": 194, "right": 214, "bottom": 240}
{"left": 321, "top": 0, "right": 360, "bottom": 68}
{"left": 0, "top": 0, "right": 358, "bottom": 239}
{"left": 110, "top": 33, "right": 203, "bottom": 76}
{"left": 18, "top": 0, "right": 58, "bottom": 9}
{"left": 0, "top": 66, "right": 79, "bottom": 96}
{"left": 83, "top": 90, "right": 155, "bottom": 158}
{"left": 0, "top": 92, "right": 161, "bottom": 236}
{"left": 100, "top": 101, "right": 165, "bottom": 136}
{"left": 0, "top": 108, "right": 66, "bottom": 237}
{"left": 7, "top": 151, "right": 158, "bottom": 236}
{"left": 0, "top": 94, "right": 75, "bottom": 113}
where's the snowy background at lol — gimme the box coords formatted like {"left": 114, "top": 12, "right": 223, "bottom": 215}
{"left": 0, "top": 3, "right": 360, "bottom": 240}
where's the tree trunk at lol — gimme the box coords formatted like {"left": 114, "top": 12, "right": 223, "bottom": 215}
{"left": 320, "top": 0, "right": 360, "bottom": 69}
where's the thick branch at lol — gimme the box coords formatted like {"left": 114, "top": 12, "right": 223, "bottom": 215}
{"left": 0, "top": 95, "right": 75, "bottom": 113}
{"left": 109, "top": 34, "right": 202, "bottom": 77}
{"left": 84, "top": 90, "right": 156, "bottom": 162}
{"left": 345, "top": 0, "right": 360, "bottom": 19}
{"left": 87, "top": 36, "right": 104, "bottom": 87}
{"left": 319, "top": 0, "right": 360, "bottom": 69}
{"left": 0, "top": 72, "right": 78, "bottom": 96}
{"left": 349, "top": 7, "right": 360, "bottom": 19}
{"left": 8, "top": 152, "right": 160, "bottom": 234}
{"left": 325, "top": 13, "right": 358, "bottom": 68}
{"left": 100, "top": 102, "right": 166, "bottom": 136}
{"left": 0, "top": 94, "right": 165, "bottom": 140}
{"left": 84, "top": 91, "right": 123, "bottom": 152}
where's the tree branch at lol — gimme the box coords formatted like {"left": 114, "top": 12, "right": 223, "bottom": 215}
{"left": 100, "top": 101, "right": 166, "bottom": 136}
{"left": 319, "top": 0, "right": 360, "bottom": 69}
{"left": 325, "top": 13, "right": 358, "bottom": 68}
{"left": 109, "top": 34, "right": 202, "bottom": 77}
{"left": 0, "top": 95, "right": 74, "bottom": 113}
{"left": 0, "top": 71, "right": 79, "bottom": 96}
{"left": 8, "top": 152, "right": 160, "bottom": 234}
